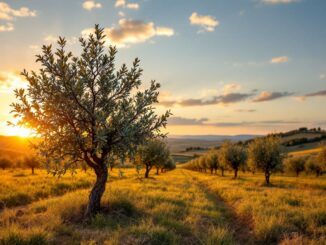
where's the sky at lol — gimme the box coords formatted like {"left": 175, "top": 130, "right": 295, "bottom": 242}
{"left": 0, "top": 0, "right": 326, "bottom": 136}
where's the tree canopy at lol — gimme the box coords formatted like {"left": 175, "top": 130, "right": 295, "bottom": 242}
{"left": 248, "top": 136, "right": 283, "bottom": 184}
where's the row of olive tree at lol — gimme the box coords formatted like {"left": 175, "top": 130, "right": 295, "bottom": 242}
{"left": 135, "top": 139, "right": 175, "bottom": 178}
{"left": 284, "top": 153, "right": 325, "bottom": 177}
{"left": 0, "top": 156, "right": 40, "bottom": 174}
{"left": 184, "top": 136, "right": 326, "bottom": 184}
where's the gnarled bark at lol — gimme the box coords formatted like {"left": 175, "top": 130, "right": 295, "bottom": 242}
{"left": 85, "top": 164, "right": 108, "bottom": 218}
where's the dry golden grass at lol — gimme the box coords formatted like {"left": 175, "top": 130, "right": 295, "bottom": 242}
{"left": 289, "top": 148, "right": 322, "bottom": 157}
{"left": 0, "top": 168, "right": 325, "bottom": 244}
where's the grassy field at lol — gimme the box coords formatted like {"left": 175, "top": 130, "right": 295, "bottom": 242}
{"left": 288, "top": 147, "right": 322, "bottom": 157}
{"left": 0, "top": 168, "right": 325, "bottom": 244}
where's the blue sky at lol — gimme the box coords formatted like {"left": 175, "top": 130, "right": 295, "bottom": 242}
{"left": 0, "top": 0, "right": 326, "bottom": 135}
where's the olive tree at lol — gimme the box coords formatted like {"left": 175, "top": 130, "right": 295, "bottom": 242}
{"left": 305, "top": 157, "right": 323, "bottom": 177}
{"left": 160, "top": 156, "right": 176, "bottom": 173}
{"left": 135, "top": 139, "right": 170, "bottom": 178}
{"left": 207, "top": 150, "right": 219, "bottom": 174}
{"left": 219, "top": 142, "right": 247, "bottom": 178}
{"left": 0, "top": 158, "right": 12, "bottom": 170}
{"left": 23, "top": 156, "right": 40, "bottom": 175}
{"left": 284, "top": 156, "right": 306, "bottom": 177}
{"left": 248, "top": 136, "right": 283, "bottom": 185}
{"left": 10, "top": 25, "right": 170, "bottom": 217}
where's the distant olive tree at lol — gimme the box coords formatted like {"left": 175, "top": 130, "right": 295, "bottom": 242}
{"left": 160, "top": 156, "right": 176, "bottom": 173}
{"left": 10, "top": 25, "right": 170, "bottom": 218}
{"left": 219, "top": 142, "right": 247, "bottom": 178}
{"left": 248, "top": 136, "right": 283, "bottom": 185}
{"left": 317, "top": 145, "right": 326, "bottom": 173}
{"left": 207, "top": 150, "right": 219, "bottom": 174}
{"left": 135, "top": 139, "right": 170, "bottom": 178}
{"left": 0, "top": 158, "right": 12, "bottom": 170}
{"left": 305, "top": 157, "right": 323, "bottom": 177}
{"left": 284, "top": 156, "right": 306, "bottom": 177}
{"left": 23, "top": 156, "right": 40, "bottom": 175}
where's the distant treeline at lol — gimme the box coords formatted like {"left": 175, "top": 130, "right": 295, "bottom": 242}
{"left": 185, "top": 146, "right": 208, "bottom": 152}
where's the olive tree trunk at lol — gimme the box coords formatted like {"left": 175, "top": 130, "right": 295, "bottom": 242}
{"left": 85, "top": 165, "right": 108, "bottom": 218}
{"left": 145, "top": 165, "right": 152, "bottom": 178}
{"left": 234, "top": 168, "right": 238, "bottom": 178}
{"left": 265, "top": 171, "right": 270, "bottom": 185}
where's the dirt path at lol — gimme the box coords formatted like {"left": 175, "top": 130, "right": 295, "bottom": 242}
{"left": 182, "top": 169, "right": 255, "bottom": 245}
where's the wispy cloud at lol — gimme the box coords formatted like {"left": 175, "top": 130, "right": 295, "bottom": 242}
{"left": 168, "top": 117, "right": 209, "bottom": 125}
{"left": 167, "top": 116, "right": 302, "bottom": 127}
{"left": 270, "top": 56, "right": 289, "bottom": 64}
{"left": 81, "top": 19, "right": 174, "bottom": 48}
{"left": 234, "top": 109, "right": 257, "bottom": 113}
{"left": 298, "top": 90, "right": 326, "bottom": 101}
{"left": 223, "top": 83, "right": 241, "bottom": 94}
{"left": 189, "top": 12, "right": 219, "bottom": 32}
{"left": 0, "top": 22, "right": 13, "bottom": 32}
{"left": 253, "top": 91, "right": 293, "bottom": 102}
{"left": 261, "top": 0, "right": 299, "bottom": 5}
{"left": 159, "top": 92, "right": 254, "bottom": 107}
{"left": 115, "top": 0, "right": 139, "bottom": 10}
{"left": 82, "top": 0, "right": 102, "bottom": 11}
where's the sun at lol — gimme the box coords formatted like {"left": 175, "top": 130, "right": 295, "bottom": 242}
{"left": 6, "top": 126, "right": 33, "bottom": 138}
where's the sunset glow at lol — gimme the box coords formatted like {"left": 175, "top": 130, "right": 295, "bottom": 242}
{"left": 5, "top": 126, "right": 33, "bottom": 138}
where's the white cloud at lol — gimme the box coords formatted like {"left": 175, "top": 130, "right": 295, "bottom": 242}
{"left": 115, "top": 0, "right": 125, "bottom": 7}
{"left": 270, "top": 56, "right": 289, "bottom": 64}
{"left": 0, "top": 22, "right": 13, "bottom": 32}
{"left": 81, "top": 19, "right": 174, "bottom": 48}
{"left": 115, "top": 0, "right": 139, "bottom": 10}
{"left": 0, "top": 2, "right": 36, "bottom": 20}
{"left": 118, "top": 11, "right": 125, "bottom": 17}
{"left": 320, "top": 74, "right": 325, "bottom": 80}
{"left": 261, "top": 0, "right": 299, "bottom": 5}
{"left": 156, "top": 26, "right": 174, "bottom": 37}
{"left": 82, "top": 0, "right": 102, "bottom": 10}
{"left": 189, "top": 12, "right": 219, "bottom": 32}
{"left": 126, "top": 3, "right": 139, "bottom": 9}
